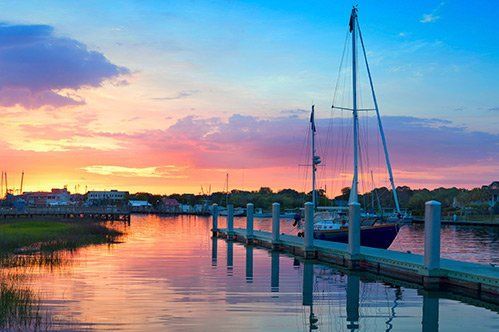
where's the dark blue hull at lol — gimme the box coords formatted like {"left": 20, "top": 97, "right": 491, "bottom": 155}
{"left": 314, "top": 224, "right": 399, "bottom": 249}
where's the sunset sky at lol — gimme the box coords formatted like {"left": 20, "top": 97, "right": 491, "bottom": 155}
{"left": 0, "top": 1, "right": 497, "bottom": 195}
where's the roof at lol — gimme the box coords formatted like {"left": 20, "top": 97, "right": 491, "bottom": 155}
{"left": 128, "top": 200, "right": 152, "bottom": 207}
{"left": 162, "top": 198, "right": 180, "bottom": 206}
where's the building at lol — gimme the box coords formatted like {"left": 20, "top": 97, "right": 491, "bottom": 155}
{"left": 23, "top": 188, "right": 71, "bottom": 207}
{"left": 86, "top": 190, "right": 128, "bottom": 206}
{"left": 488, "top": 181, "right": 499, "bottom": 206}
{"left": 128, "top": 200, "right": 153, "bottom": 212}
{"left": 160, "top": 198, "right": 180, "bottom": 212}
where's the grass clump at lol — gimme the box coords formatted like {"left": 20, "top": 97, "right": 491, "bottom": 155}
{"left": 0, "top": 220, "right": 123, "bottom": 253}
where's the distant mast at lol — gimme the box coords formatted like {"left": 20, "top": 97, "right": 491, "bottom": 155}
{"left": 310, "top": 105, "right": 320, "bottom": 208}
{"left": 225, "top": 173, "right": 229, "bottom": 207}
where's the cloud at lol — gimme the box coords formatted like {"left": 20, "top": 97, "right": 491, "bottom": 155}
{"left": 0, "top": 23, "right": 129, "bottom": 108}
{"left": 420, "top": 13, "right": 440, "bottom": 23}
{"left": 152, "top": 89, "right": 199, "bottom": 101}
{"left": 81, "top": 165, "right": 186, "bottom": 178}
{"left": 488, "top": 106, "right": 499, "bottom": 112}
{"left": 279, "top": 108, "right": 308, "bottom": 117}
{"left": 101, "top": 114, "right": 498, "bottom": 175}
{"left": 420, "top": 2, "right": 444, "bottom": 23}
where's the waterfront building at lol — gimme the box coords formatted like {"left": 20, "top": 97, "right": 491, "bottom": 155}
{"left": 23, "top": 188, "right": 71, "bottom": 207}
{"left": 86, "top": 190, "right": 128, "bottom": 206}
{"left": 160, "top": 198, "right": 180, "bottom": 212}
{"left": 129, "top": 200, "right": 153, "bottom": 212}
{"left": 488, "top": 181, "right": 499, "bottom": 205}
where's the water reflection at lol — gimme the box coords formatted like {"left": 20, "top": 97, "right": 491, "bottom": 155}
{"left": 271, "top": 250, "right": 279, "bottom": 293}
{"left": 227, "top": 240, "right": 233, "bottom": 276}
{"left": 5, "top": 215, "right": 496, "bottom": 331}
{"left": 422, "top": 292, "right": 439, "bottom": 332}
{"left": 211, "top": 236, "right": 217, "bottom": 267}
{"left": 245, "top": 245, "right": 253, "bottom": 283}
{"left": 346, "top": 275, "right": 360, "bottom": 330}
{"left": 302, "top": 260, "right": 318, "bottom": 330}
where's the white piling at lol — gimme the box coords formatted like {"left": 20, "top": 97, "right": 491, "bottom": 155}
{"left": 272, "top": 203, "right": 280, "bottom": 245}
{"left": 211, "top": 204, "right": 218, "bottom": 235}
{"left": 348, "top": 202, "right": 361, "bottom": 258}
{"left": 227, "top": 204, "right": 234, "bottom": 238}
{"left": 246, "top": 203, "right": 254, "bottom": 241}
{"left": 304, "top": 202, "right": 315, "bottom": 252}
{"left": 424, "top": 200, "right": 441, "bottom": 271}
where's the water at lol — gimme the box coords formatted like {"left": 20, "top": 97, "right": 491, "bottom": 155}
{"left": 6, "top": 215, "right": 499, "bottom": 331}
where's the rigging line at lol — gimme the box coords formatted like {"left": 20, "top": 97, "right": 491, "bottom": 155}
{"left": 332, "top": 29, "right": 350, "bottom": 105}
{"left": 357, "top": 19, "right": 400, "bottom": 213}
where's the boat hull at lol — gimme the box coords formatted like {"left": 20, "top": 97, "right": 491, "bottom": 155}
{"left": 314, "top": 224, "right": 399, "bottom": 249}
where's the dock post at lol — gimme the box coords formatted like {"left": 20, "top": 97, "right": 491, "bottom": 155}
{"left": 304, "top": 202, "right": 316, "bottom": 259}
{"left": 211, "top": 204, "right": 219, "bottom": 236}
{"left": 271, "top": 202, "right": 280, "bottom": 249}
{"left": 227, "top": 204, "right": 234, "bottom": 240}
{"left": 246, "top": 203, "right": 254, "bottom": 244}
{"left": 347, "top": 202, "right": 361, "bottom": 267}
{"left": 423, "top": 200, "right": 442, "bottom": 287}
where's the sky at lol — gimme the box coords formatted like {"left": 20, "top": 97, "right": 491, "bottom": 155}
{"left": 0, "top": 0, "right": 497, "bottom": 196}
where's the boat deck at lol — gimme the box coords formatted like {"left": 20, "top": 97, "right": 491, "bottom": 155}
{"left": 216, "top": 227, "right": 499, "bottom": 304}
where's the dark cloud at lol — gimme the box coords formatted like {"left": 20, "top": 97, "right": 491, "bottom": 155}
{"left": 0, "top": 23, "right": 129, "bottom": 108}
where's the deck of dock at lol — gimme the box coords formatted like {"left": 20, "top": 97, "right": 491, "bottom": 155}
{"left": 216, "top": 227, "right": 499, "bottom": 305}
{"left": 0, "top": 207, "right": 131, "bottom": 222}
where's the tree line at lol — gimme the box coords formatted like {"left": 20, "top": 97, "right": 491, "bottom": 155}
{"left": 130, "top": 184, "right": 497, "bottom": 216}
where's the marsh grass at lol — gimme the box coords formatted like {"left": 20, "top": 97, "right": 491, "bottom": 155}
{"left": 0, "top": 220, "right": 123, "bottom": 253}
{"left": 0, "top": 219, "right": 125, "bottom": 330}
{"left": 0, "top": 273, "right": 43, "bottom": 330}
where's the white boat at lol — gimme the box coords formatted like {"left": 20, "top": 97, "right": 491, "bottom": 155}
{"left": 219, "top": 207, "right": 245, "bottom": 216}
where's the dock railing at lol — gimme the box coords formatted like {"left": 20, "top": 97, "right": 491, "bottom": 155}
{"left": 212, "top": 200, "right": 498, "bottom": 304}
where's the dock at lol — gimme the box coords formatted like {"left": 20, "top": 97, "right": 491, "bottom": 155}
{"left": 212, "top": 202, "right": 499, "bottom": 305}
{"left": 0, "top": 207, "right": 131, "bottom": 222}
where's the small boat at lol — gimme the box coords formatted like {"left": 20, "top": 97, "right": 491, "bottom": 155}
{"left": 384, "top": 209, "right": 413, "bottom": 223}
{"left": 219, "top": 207, "right": 245, "bottom": 216}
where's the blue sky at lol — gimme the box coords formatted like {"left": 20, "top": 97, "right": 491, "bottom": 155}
{"left": 1, "top": 1, "right": 497, "bottom": 129}
{"left": 0, "top": 1, "right": 497, "bottom": 193}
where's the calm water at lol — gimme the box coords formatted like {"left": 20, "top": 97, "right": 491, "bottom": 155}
{"left": 10, "top": 215, "right": 499, "bottom": 331}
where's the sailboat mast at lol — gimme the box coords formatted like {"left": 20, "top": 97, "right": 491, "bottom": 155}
{"left": 349, "top": 7, "right": 359, "bottom": 205}
{"left": 225, "top": 173, "right": 229, "bottom": 207}
{"left": 356, "top": 19, "right": 401, "bottom": 213}
{"left": 311, "top": 105, "right": 317, "bottom": 208}
{"left": 20, "top": 171, "right": 24, "bottom": 194}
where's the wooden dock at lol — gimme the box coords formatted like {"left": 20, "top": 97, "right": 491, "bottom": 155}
{"left": 216, "top": 228, "right": 499, "bottom": 305}
{"left": 0, "top": 207, "right": 131, "bottom": 222}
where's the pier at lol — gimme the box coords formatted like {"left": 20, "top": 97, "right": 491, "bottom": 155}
{"left": 212, "top": 201, "right": 499, "bottom": 305}
{"left": 0, "top": 207, "right": 131, "bottom": 222}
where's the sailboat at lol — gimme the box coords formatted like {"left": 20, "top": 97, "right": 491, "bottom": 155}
{"left": 306, "top": 7, "right": 400, "bottom": 249}
{"left": 218, "top": 173, "right": 245, "bottom": 216}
